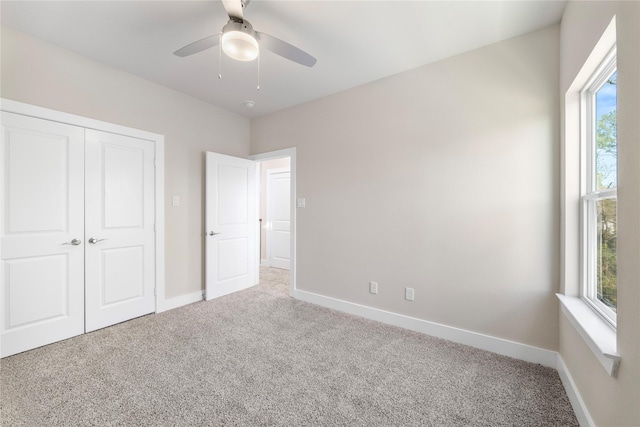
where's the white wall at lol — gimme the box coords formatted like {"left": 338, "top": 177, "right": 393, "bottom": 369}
{"left": 560, "top": 2, "right": 640, "bottom": 425}
{"left": 252, "top": 26, "right": 560, "bottom": 351}
{"left": 0, "top": 26, "right": 251, "bottom": 300}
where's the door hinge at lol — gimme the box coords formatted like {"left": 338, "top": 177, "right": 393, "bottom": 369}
{"left": 154, "top": 287, "right": 157, "bottom": 297}
{"left": 153, "top": 223, "right": 156, "bottom": 232}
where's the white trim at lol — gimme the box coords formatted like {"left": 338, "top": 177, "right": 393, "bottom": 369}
{"left": 579, "top": 47, "right": 618, "bottom": 326}
{"left": 562, "top": 15, "right": 616, "bottom": 296}
{"left": 0, "top": 99, "right": 162, "bottom": 142}
{"left": 557, "top": 294, "right": 619, "bottom": 376}
{"left": 557, "top": 354, "right": 596, "bottom": 427}
{"left": 249, "top": 148, "right": 296, "bottom": 297}
{"left": 159, "top": 290, "right": 203, "bottom": 313}
{"left": 260, "top": 259, "right": 270, "bottom": 267}
{"left": 294, "top": 289, "right": 558, "bottom": 368}
{"left": 155, "top": 139, "right": 166, "bottom": 313}
{"left": 1, "top": 98, "right": 166, "bottom": 316}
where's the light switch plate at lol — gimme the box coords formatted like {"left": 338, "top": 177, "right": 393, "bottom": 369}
{"left": 369, "top": 281, "right": 378, "bottom": 294}
{"left": 405, "top": 287, "right": 414, "bottom": 301}
{"left": 296, "top": 198, "right": 306, "bottom": 208}
{"left": 172, "top": 195, "right": 180, "bottom": 207}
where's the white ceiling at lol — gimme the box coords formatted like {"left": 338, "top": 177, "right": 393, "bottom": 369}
{"left": 1, "top": 1, "right": 566, "bottom": 118}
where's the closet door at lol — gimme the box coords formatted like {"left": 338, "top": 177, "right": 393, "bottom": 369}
{"left": 84, "top": 130, "right": 155, "bottom": 332}
{"left": 1, "top": 112, "right": 85, "bottom": 357}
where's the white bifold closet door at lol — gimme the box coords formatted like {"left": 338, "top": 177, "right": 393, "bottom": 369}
{"left": 0, "top": 112, "right": 86, "bottom": 357}
{"left": 84, "top": 130, "right": 155, "bottom": 333}
{"left": 1, "top": 113, "right": 156, "bottom": 357}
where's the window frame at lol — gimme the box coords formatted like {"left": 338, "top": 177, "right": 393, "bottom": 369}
{"left": 580, "top": 47, "right": 617, "bottom": 327}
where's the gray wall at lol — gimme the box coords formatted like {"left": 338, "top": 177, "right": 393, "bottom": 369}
{"left": 251, "top": 26, "right": 561, "bottom": 351}
{"left": 0, "top": 26, "right": 251, "bottom": 299}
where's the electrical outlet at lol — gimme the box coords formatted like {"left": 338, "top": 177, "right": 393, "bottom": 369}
{"left": 369, "top": 281, "right": 378, "bottom": 294}
{"left": 405, "top": 287, "right": 414, "bottom": 301}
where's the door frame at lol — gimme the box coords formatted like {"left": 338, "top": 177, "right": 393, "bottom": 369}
{"left": 0, "top": 98, "right": 166, "bottom": 312}
{"left": 250, "top": 148, "right": 296, "bottom": 297}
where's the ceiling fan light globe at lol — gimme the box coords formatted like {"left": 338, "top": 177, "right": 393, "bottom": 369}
{"left": 222, "top": 30, "right": 259, "bottom": 61}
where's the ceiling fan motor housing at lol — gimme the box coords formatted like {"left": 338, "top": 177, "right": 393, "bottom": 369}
{"left": 221, "top": 20, "right": 259, "bottom": 61}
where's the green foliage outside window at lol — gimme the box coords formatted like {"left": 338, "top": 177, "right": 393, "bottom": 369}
{"left": 595, "top": 106, "right": 617, "bottom": 311}
{"left": 596, "top": 198, "right": 617, "bottom": 311}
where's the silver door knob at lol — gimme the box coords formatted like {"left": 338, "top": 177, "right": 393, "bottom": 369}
{"left": 88, "top": 237, "right": 107, "bottom": 244}
{"left": 208, "top": 231, "right": 221, "bottom": 236}
{"left": 63, "top": 238, "right": 82, "bottom": 246}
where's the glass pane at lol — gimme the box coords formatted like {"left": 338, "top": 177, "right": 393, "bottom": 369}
{"left": 595, "top": 71, "right": 617, "bottom": 190}
{"left": 596, "top": 198, "right": 617, "bottom": 312}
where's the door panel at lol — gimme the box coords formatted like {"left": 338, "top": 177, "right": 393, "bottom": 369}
{"left": 101, "top": 246, "right": 145, "bottom": 305}
{"left": 217, "top": 237, "right": 249, "bottom": 281}
{"left": 206, "top": 152, "right": 257, "bottom": 300}
{"left": 103, "top": 144, "right": 145, "bottom": 229}
{"left": 218, "top": 164, "right": 249, "bottom": 225}
{"left": 8, "top": 131, "right": 69, "bottom": 233}
{"left": 1, "top": 112, "right": 85, "bottom": 357}
{"left": 267, "top": 170, "right": 291, "bottom": 270}
{"left": 84, "top": 130, "right": 155, "bottom": 332}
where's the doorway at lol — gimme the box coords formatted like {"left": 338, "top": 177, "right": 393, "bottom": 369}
{"left": 251, "top": 148, "right": 296, "bottom": 297}
{"left": 260, "top": 160, "right": 291, "bottom": 270}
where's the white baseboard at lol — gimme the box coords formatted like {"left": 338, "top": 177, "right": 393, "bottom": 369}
{"left": 158, "top": 285, "right": 588, "bottom": 423}
{"left": 158, "top": 290, "right": 203, "bottom": 313}
{"left": 294, "top": 289, "right": 557, "bottom": 368}
{"left": 260, "top": 259, "right": 270, "bottom": 267}
{"left": 556, "top": 354, "right": 595, "bottom": 427}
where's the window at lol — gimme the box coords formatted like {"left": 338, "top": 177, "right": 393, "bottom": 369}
{"left": 582, "top": 49, "right": 617, "bottom": 326}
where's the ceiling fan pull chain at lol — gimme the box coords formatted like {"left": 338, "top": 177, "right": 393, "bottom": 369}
{"left": 218, "top": 34, "right": 223, "bottom": 79}
{"left": 257, "top": 52, "right": 261, "bottom": 90}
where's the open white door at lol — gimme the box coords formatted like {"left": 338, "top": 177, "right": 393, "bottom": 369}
{"left": 205, "top": 152, "right": 257, "bottom": 300}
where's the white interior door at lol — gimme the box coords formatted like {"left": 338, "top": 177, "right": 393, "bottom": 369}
{"left": 205, "top": 152, "right": 257, "bottom": 300}
{"left": 1, "top": 112, "right": 85, "bottom": 357}
{"left": 267, "top": 168, "right": 291, "bottom": 270}
{"left": 84, "top": 130, "right": 156, "bottom": 332}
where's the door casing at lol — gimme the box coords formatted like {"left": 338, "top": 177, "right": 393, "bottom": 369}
{"left": 250, "top": 148, "right": 297, "bottom": 297}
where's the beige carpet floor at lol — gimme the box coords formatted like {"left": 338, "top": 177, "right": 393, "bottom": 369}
{"left": 1, "top": 267, "right": 578, "bottom": 426}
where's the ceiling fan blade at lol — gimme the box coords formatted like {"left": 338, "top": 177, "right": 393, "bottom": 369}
{"left": 221, "top": 0, "right": 244, "bottom": 21}
{"left": 256, "top": 32, "right": 317, "bottom": 67}
{"left": 173, "top": 34, "right": 220, "bottom": 57}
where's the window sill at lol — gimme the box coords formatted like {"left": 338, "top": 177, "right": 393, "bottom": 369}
{"left": 557, "top": 294, "right": 620, "bottom": 376}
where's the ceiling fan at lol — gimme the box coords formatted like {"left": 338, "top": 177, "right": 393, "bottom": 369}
{"left": 173, "top": 0, "right": 317, "bottom": 67}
